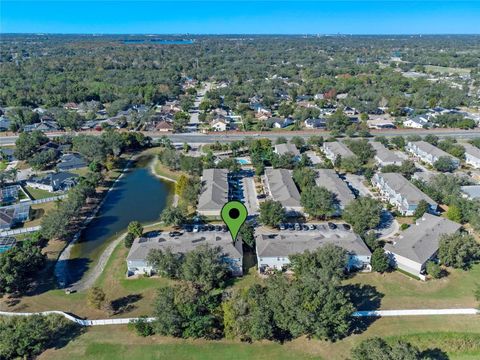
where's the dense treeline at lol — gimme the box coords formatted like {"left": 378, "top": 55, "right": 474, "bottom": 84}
{"left": 133, "top": 245, "right": 364, "bottom": 342}
{"left": 1, "top": 35, "right": 478, "bottom": 111}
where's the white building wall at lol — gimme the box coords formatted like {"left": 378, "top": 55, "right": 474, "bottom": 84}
{"left": 466, "top": 154, "right": 480, "bottom": 169}
{"left": 385, "top": 251, "right": 426, "bottom": 280}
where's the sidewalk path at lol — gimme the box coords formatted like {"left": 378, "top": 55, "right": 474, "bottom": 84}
{"left": 1, "top": 308, "right": 477, "bottom": 327}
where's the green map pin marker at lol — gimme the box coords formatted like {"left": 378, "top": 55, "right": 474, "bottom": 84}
{"left": 221, "top": 201, "right": 248, "bottom": 242}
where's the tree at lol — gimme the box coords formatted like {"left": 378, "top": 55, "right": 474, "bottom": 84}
{"left": 292, "top": 167, "right": 316, "bottom": 191}
{"left": 0, "top": 314, "right": 80, "bottom": 360}
{"left": 160, "top": 205, "right": 186, "bottom": 227}
{"left": 433, "top": 156, "right": 457, "bottom": 173}
{"left": 289, "top": 244, "right": 348, "bottom": 282}
{"left": 153, "top": 282, "right": 222, "bottom": 339}
{"left": 340, "top": 156, "right": 363, "bottom": 173}
{"left": 129, "top": 316, "right": 154, "bottom": 337}
{"left": 438, "top": 233, "right": 480, "bottom": 269}
{"left": 275, "top": 136, "right": 287, "bottom": 145}
{"left": 426, "top": 261, "right": 442, "bottom": 279}
{"left": 343, "top": 197, "right": 383, "bottom": 235}
{"left": 290, "top": 136, "right": 305, "bottom": 150}
{"left": 0, "top": 240, "right": 46, "bottom": 295}
{"left": 238, "top": 222, "right": 255, "bottom": 248}
{"left": 259, "top": 200, "right": 286, "bottom": 227}
{"left": 413, "top": 199, "right": 430, "bottom": 220}
{"left": 351, "top": 337, "right": 423, "bottom": 360}
{"left": 371, "top": 248, "right": 390, "bottom": 273}
{"left": 446, "top": 204, "right": 462, "bottom": 222}
{"left": 346, "top": 139, "right": 375, "bottom": 164}
{"left": 301, "top": 186, "right": 338, "bottom": 219}
{"left": 28, "top": 148, "right": 58, "bottom": 170}
{"left": 14, "top": 130, "right": 48, "bottom": 160}
{"left": 124, "top": 232, "right": 135, "bottom": 248}
{"left": 127, "top": 221, "right": 143, "bottom": 238}
{"left": 87, "top": 286, "right": 106, "bottom": 309}
{"left": 181, "top": 244, "right": 230, "bottom": 291}
{"left": 147, "top": 248, "right": 183, "bottom": 279}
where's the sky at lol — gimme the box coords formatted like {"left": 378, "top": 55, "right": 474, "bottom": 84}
{"left": 1, "top": 1, "right": 480, "bottom": 34}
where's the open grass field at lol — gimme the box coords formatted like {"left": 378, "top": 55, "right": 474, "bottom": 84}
{"left": 344, "top": 264, "right": 480, "bottom": 309}
{"left": 38, "top": 316, "right": 480, "bottom": 360}
{"left": 425, "top": 65, "right": 471, "bottom": 75}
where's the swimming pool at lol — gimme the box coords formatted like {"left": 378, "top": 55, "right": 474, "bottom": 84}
{"left": 236, "top": 158, "right": 251, "bottom": 165}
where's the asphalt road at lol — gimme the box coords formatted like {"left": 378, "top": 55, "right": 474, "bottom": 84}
{"left": 2, "top": 128, "right": 480, "bottom": 146}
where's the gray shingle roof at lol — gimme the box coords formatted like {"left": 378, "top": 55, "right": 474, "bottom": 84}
{"left": 385, "top": 213, "right": 461, "bottom": 264}
{"left": 274, "top": 143, "right": 300, "bottom": 156}
{"left": 197, "top": 168, "right": 229, "bottom": 212}
{"left": 264, "top": 168, "right": 301, "bottom": 208}
{"left": 375, "top": 173, "right": 437, "bottom": 207}
{"left": 127, "top": 232, "right": 243, "bottom": 262}
{"left": 315, "top": 169, "right": 355, "bottom": 209}
{"left": 409, "top": 141, "right": 457, "bottom": 161}
{"left": 256, "top": 231, "right": 371, "bottom": 258}
{"left": 370, "top": 141, "right": 403, "bottom": 165}
{"left": 463, "top": 143, "right": 480, "bottom": 160}
{"left": 323, "top": 142, "right": 355, "bottom": 158}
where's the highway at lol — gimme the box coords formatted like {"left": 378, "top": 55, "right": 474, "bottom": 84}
{"left": 2, "top": 128, "right": 480, "bottom": 146}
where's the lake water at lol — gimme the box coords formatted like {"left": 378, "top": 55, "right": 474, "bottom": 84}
{"left": 63, "top": 158, "right": 173, "bottom": 285}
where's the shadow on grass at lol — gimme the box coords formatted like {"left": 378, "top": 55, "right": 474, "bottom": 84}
{"left": 344, "top": 283, "right": 384, "bottom": 335}
{"left": 110, "top": 293, "right": 143, "bottom": 315}
{"left": 420, "top": 348, "right": 449, "bottom": 360}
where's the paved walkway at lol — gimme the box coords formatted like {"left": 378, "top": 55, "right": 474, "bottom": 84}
{"left": 1, "top": 308, "right": 477, "bottom": 327}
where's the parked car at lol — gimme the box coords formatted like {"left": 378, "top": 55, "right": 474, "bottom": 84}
{"left": 287, "top": 223, "right": 294, "bottom": 230}
{"left": 302, "top": 224, "right": 309, "bottom": 231}
{"left": 308, "top": 224, "right": 316, "bottom": 230}
{"left": 208, "top": 224, "right": 215, "bottom": 231}
{"left": 294, "top": 223, "right": 301, "bottom": 231}
{"left": 341, "top": 223, "right": 351, "bottom": 231}
{"left": 279, "top": 223, "right": 286, "bottom": 230}
{"left": 328, "top": 222, "right": 337, "bottom": 230}
{"left": 193, "top": 225, "right": 200, "bottom": 233}
{"left": 169, "top": 231, "right": 183, "bottom": 237}
{"left": 215, "top": 225, "right": 222, "bottom": 231}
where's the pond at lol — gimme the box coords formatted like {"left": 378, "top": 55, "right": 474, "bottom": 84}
{"left": 62, "top": 157, "right": 174, "bottom": 285}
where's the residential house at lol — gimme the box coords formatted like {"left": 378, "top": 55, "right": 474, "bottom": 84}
{"left": 322, "top": 141, "right": 355, "bottom": 162}
{"left": 385, "top": 214, "right": 462, "bottom": 280}
{"left": 274, "top": 143, "right": 301, "bottom": 160}
{"left": 264, "top": 168, "right": 302, "bottom": 214}
{"left": 127, "top": 232, "right": 243, "bottom": 277}
{"left": 315, "top": 169, "right": 355, "bottom": 215}
{"left": 256, "top": 231, "right": 371, "bottom": 274}
{"left": 267, "top": 117, "right": 294, "bottom": 129}
{"left": 463, "top": 143, "right": 480, "bottom": 169}
{"left": 197, "top": 169, "right": 229, "bottom": 217}
{"left": 406, "top": 141, "right": 460, "bottom": 168}
{"left": 403, "top": 115, "right": 431, "bottom": 129}
{"left": 64, "top": 102, "right": 79, "bottom": 110}
{"left": 26, "top": 172, "right": 79, "bottom": 192}
{"left": 154, "top": 120, "right": 173, "bottom": 132}
{"left": 343, "top": 106, "right": 358, "bottom": 116}
{"left": 0, "top": 203, "right": 30, "bottom": 230}
{"left": 372, "top": 172, "right": 437, "bottom": 216}
{"left": 56, "top": 153, "right": 87, "bottom": 171}
{"left": 24, "top": 120, "right": 60, "bottom": 132}
{"left": 370, "top": 141, "right": 403, "bottom": 167}
{"left": 366, "top": 119, "right": 395, "bottom": 129}
{"left": 304, "top": 118, "right": 326, "bottom": 129}
{"left": 210, "top": 118, "right": 228, "bottom": 132}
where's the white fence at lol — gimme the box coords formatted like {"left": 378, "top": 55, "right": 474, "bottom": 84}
{"left": 1, "top": 308, "right": 478, "bottom": 327}
{"left": 0, "top": 225, "right": 41, "bottom": 237}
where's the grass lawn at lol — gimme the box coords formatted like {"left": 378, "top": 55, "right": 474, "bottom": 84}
{"left": 25, "top": 186, "right": 58, "bottom": 200}
{"left": 344, "top": 264, "right": 480, "bottom": 309}
{"left": 0, "top": 160, "right": 7, "bottom": 171}
{"left": 23, "top": 201, "right": 58, "bottom": 227}
{"left": 425, "top": 65, "right": 471, "bottom": 75}
{"left": 38, "top": 316, "right": 480, "bottom": 360}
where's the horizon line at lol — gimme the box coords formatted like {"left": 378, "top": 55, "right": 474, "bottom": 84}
{"left": 2, "top": 32, "right": 480, "bottom": 36}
